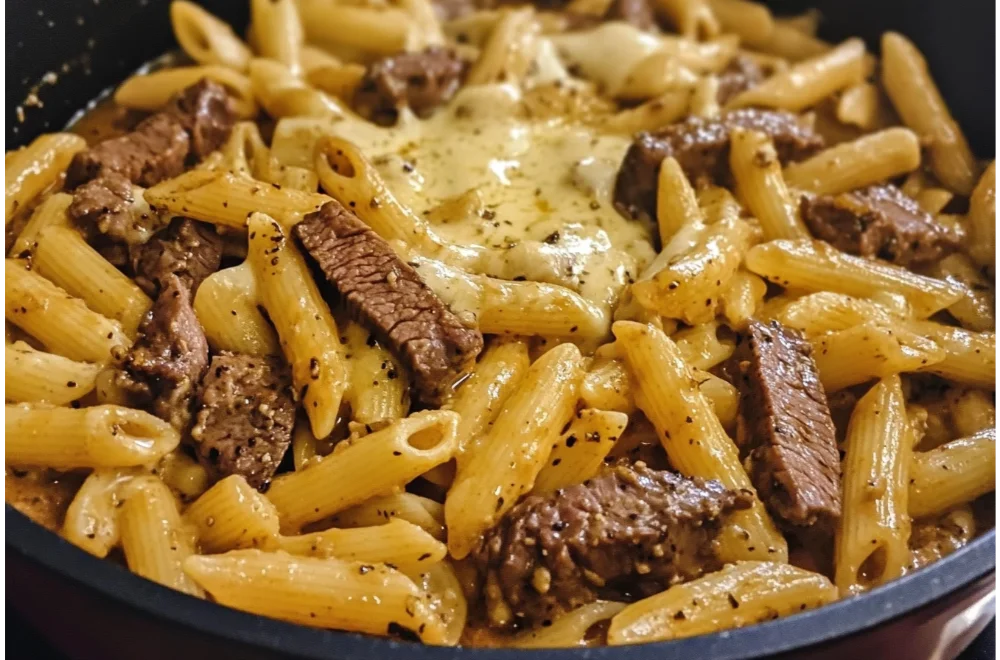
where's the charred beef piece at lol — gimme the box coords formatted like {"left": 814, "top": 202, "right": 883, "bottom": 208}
{"left": 164, "top": 78, "right": 238, "bottom": 159}
{"left": 716, "top": 55, "right": 766, "bottom": 105}
{"left": 66, "top": 113, "right": 190, "bottom": 189}
{"left": 729, "top": 320, "right": 841, "bottom": 532}
{"left": 354, "top": 47, "right": 467, "bottom": 125}
{"left": 473, "top": 460, "right": 754, "bottom": 628}
{"left": 294, "top": 200, "right": 483, "bottom": 404}
{"left": 800, "top": 184, "right": 960, "bottom": 268}
{"left": 614, "top": 109, "right": 824, "bottom": 223}
{"left": 130, "top": 217, "right": 223, "bottom": 297}
{"left": 68, "top": 173, "right": 137, "bottom": 242}
{"left": 192, "top": 353, "right": 296, "bottom": 491}
{"left": 66, "top": 79, "right": 236, "bottom": 188}
{"left": 117, "top": 274, "right": 210, "bottom": 429}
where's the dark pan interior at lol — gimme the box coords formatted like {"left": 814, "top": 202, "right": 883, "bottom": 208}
{"left": 5, "top": 1, "right": 996, "bottom": 658}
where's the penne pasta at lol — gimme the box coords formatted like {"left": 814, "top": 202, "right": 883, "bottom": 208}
{"left": 297, "top": 0, "right": 416, "bottom": 56}
{"left": 5, "top": 133, "right": 86, "bottom": 224}
{"left": 614, "top": 321, "right": 786, "bottom": 562}
{"left": 184, "top": 475, "right": 280, "bottom": 553}
{"left": 62, "top": 468, "right": 142, "bottom": 558}
{"left": 120, "top": 476, "right": 204, "bottom": 597}
{"left": 835, "top": 375, "right": 912, "bottom": 593}
{"left": 655, "top": 156, "right": 703, "bottom": 245}
{"left": 966, "top": 161, "right": 996, "bottom": 275}
{"left": 5, "top": 341, "right": 101, "bottom": 405}
{"left": 7, "top": 191, "right": 72, "bottom": 258}
{"left": 267, "top": 411, "right": 459, "bottom": 532}
{"left": 909, "top": 430, "right": 996, "bottom": 519}
{"left": 718, "top": 269, "right": 768, "bottom": 330}
{"left": 467, "top": 7, "right": 540, "bottom": 87}
{"left": 672, "top": 320, "right": 736, "bottom": 370}
{"left": 729, "top": 128, "right": 808, "bottom": 240}
{"left": 184, "top": 550, "right": 446, "bottom": 643}
{"left": 707, "top": 0, "right": 774, "bottom": 47}
{"left": 514, "top": 601, "right": 627, "bottom": 648}
{"left": 248, "top": 58, "right": 346, "bottom": 120}
{"left": 6, "top": 404, "right": 180, "bottom": 469}
{"left": 250, "top": 0, "right": 304, "bottom": 74}
{"left": 115, "top": 66, "right": 256, "bottom": 118}
{"left": 782, "top": 128, "right": 922, "bottom": 195}
{"left": 653, "top": 0, "right": 720, "bottom": 39}
{"left": 881, "top": 32, "right": 978, "bottom": 195}
{"left": 33, "top": 225, "right": 152, "bottom": 337}
{"left": 446, "top": 343, "right": 584, "bottom": 559}
{"left": 745, "top": 239, "right": 964, "bottom": 319}
{"left": 193, "top": 261, "right": 281, "bottom": 356}
{"left": 727, "top": 39, "right": 866, "bottom": 111}
{"left": 276, "top": 518, "right": 446, "bottom": 570}
{"left": 331, "top": 492, "right": 446, "bottom": 542}
{"left": 608, "top": 561, "right": 837, "bottom": 644}
{"left": 533, "top": 409, "right": 628, "bottom": 494}
{"left": 909, "top": 322, "right": 995, "bottom": 387}
{"left": 341, "top": 319, "right": 411, "bottom": 426}
{"left": 247, "top": 212, "right": 348, "bottom": 439}
{"left": 170, "top": 1, "right": 251, "bottom": 70}
{"left": 153, "top": 450, "right": 211, "bottom": 502}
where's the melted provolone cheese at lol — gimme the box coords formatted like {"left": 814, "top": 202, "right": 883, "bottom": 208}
{"left": 320, "top": 84, "right": 654, "bottom": 314}
{"left": 549, "top": 22, "right": 662, "bottom": 96}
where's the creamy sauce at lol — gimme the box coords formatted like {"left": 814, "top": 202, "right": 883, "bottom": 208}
{"left": 273, "top": 84, "right": 655, "bottom": 316}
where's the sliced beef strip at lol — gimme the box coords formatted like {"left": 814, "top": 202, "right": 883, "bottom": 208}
{"left": 130, "top": 217, "right": 223, "bottom": 297}
{"left": 716, "top": 55, "right": 765, "bottom": 105}
{"left": 66, "top": 112, "right": 190, "bottom": 189}
{"left": 116, "top": 274, "right": 210, "bottom": 429}
{"left": 473, "top": 460, "right": 754, "bottom": 628}
{"left": 729, "top": 319, "right": 842, "bottom": 532}
{"left": 800, "top": 184, "right": 960, "bottom": 267}
{"left": 164, "top": 78, "right": 238, "bottom": 159}
{"left": 67, "top": 172, "right": 146, "bottom": 244}
{"left": 294, "top": 200, "right": 484, "bottom": 404}
{"left": 354, "top": 47, "right": 467, "bottom": 126}
{"left": 192, "top": 353, "right": 296, "bottom": 491}
{"left": 614, "top": 109, "right": 824, "bottom": 223}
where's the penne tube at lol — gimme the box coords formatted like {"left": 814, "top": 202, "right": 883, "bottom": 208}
{"left": 144, "top": 169, "right": 331, "bottom": 230}
{"left": 909, "top": 322, "right": 995, "bottom": 387}
{"left": 305, "top": 61, "right": 367, "bottom": 102}
{"left": 655, "top": 156, "right": 704, "bottom": 245}
{"left": 466, "top": 7, "right": 540, "bottom": 87}
{"left": 247, "top": 213, "right": 348, "bottom": 439}
{"left": 966, "top": 161, "right": 996, "bottom": 274}
{"left": 5, "top": 133, "right": 86, "bottom": 224}
{"left": 170, "top": 1, "right": 252, "bottom": 70}
{"left": 653, "top": 0, "right": 720, "bottom": 39}
{"left": 688, "top": 74, "right": 721, "bottom": 118}
{"left": 297, "top": 0, "right": 416, "bottom": 56}
{"left": 446, "top": 343, "right": 584, "bottom": 559}
{"left": 115, "top": 66, "right": 257, "bottom": 118}
{"left": 614, "top": 321, "right": 786, "bottom": 562}
{"left": 533, "top": 409, "right": 628, "bottom": 494}
{"left": 696, "top": 369, "right": 739, "bottom": 428}
{"left": 250, "top": 0, "right": 304, "bottom": 75}
{"left": 672, "top": 320, "right": 735, "bottom": 370}
{"left": 617, "top": 52, "right": 699, "bottom": 100}
{"left": 580, "top": 357, "right": 637, "bottom": 414}
{"left": 404, "top": 561, "right": 468, "bottom": 647}
{"left": 810, "top": 323, "right": 945, "bottom": 392}
{"left": 218, "top": 121, "right": 272, "bottom": 179}
{"left": 153, "top": 450, "right": 211, "bottom": 502}
{"left": 730, "top": 129, "right": 808, "bottom": 240}
{"left": 608, "top": 561, "right": 837, "bottom": 644}
{"left": 33, "top": 225, "right": 153, "bottom": 337}
{"left": 881, "top": 32, "right": 978, "bottom": 195}
{"left": 949, "top": 390, "right": 996, "bottom": 439}
{"left": 752, "top": 22, "right": 831, "bottom": 61}
{"left": 248, "top": 58, "right": 347, "bottom": 120}
{"left": 782, "top": 128, "right": 922, "bottom": 195}
{"left": 267, "top": 411, "right": 460, "bottom": 532}
{"left": 909, "top": 430, "right": 996, "bottom": 519}
{"left": 477, "top": 276, "right": 609, "bottom": 340}
{"left": 119, "top": 476, "right": 204, "bottom": 597}
{"left": 341, "top": 320, "right": 410, "bottom": 426}
{"left": 514, "top": 601, "right": 627, "bottom": 648}
{"left": 193, "top": 261, "right": 281, "bottom": 356}
{"left": 727, "top": 39, "right": 866, "bottom": 111}
{"left": 599, "top": 89, "right": 691, "bottom": 135}
{"left": 8, "top": 191, "right": 72, "bottom": 258}
{"left": 718, "top": 269, "right": 767, "bottom": 330}
{"left": 744, "top": 239, "right": 964, "bottom": 319}
{"left": 184, "top": 475, "right": 280, "bottom": 553}
{"left": 776, "top": 291, "right": 893, "bottom": 337}
{"left": 631, "top": 216, "right": 758, "bottom": 324}
{"left": 331, "top": 492, "right": 446, "bottom": 542}
{"left": 5, "top": 259, "right": 132, "bottom": 363}
{"left": 836, "top": 82, "right": 883, "bottom": 131}
{"left": 5, "top": 341, "right": 101, "bottom": 405}
{"left": 6, "top": 403, "right": 181, "bottom": 469}
{"left": 184, "top": 550, "right": 446, "bottom": 643}
{"left": 276, "top": 518, "right": 446, "bottom": 570}
{"left": 707, "top": 0, "right": 774, "bottom": 47}
{"left": 835, "top": 375, "right": 912, "bottom": 593}
{"left": 62, "top": 468, "right": 142, "bottom": 558}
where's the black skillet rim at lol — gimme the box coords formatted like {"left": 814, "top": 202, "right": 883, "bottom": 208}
{"left": 6, "top": 506, "right": 996, "bottom": 659}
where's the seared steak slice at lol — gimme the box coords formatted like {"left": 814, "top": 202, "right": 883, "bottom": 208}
{"left": 294, "top": 200, "right": 483, "bottom": 404}
{"left": 730, "top": 320, "right": 842, "bottom": 532}
{"left": 614, "top": 109, "right": 824, "bottom": 223}
{"left": 192, "top": 353, "right": 296, "bottom": 491}
{"left": 165, "top": 78, "right": 237, "bottom": 159}
{"left": 716, "top": 55, "right": 766, "bottom": 105}
{"left": 354, "top": 47, "right": 466, "bottom": 125}
{"left": 473, "top": 460, "right": 754, "bottom": 628}
{"left": 117, "top": 274, "right": 210, "bottom": 429}
{"left": 800, "top": 184, "right": 960, "bottom": 267}
{"left": 130, "top": 217, "right": 223, "bottom": 297}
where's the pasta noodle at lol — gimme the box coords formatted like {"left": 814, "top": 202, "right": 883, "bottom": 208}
{"left": 170, "top": 1, "right": 251, "bottom": 71}
{"left": 5, "top": 133, "right": 86, "bottom": 224}
{"left": 5, "top": 341, "right": 101, "bottom": 405}
{"left": 909, "top": 430, "right": 996, "bottom": 519}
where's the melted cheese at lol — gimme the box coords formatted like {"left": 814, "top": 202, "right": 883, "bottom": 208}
{"left": 306, "top": 84, "right": 655, "bottom": 313}
{"left": 550, "top": 22, "right": 662, "bottom": 96}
